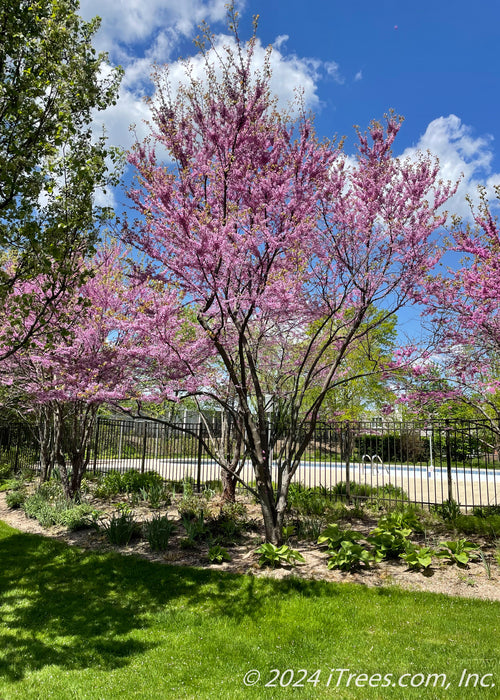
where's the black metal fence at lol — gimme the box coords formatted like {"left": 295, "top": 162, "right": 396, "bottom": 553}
{"left": 3, "top": 417, "right": 499, "bottom": 510}
{"left": 0, "top": 423, "right": 39, "bottom": 473}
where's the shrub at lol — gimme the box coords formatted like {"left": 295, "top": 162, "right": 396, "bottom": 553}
{"left": 472, "top": 505, "right": 500, "bottom": 518}
{"left": 121, "top": 469, "right": 163, "bottom": 494}
{"left": 287, "top": 484, "right": 331, "bottom": 516}
{"left": 0, "top": 461, "right": 13, "bottom": 481}
{"left": 204, "top": 480, "right": 223, "bottom": 493}
{"left": 139, "top": 482, "right": 171, "bottom": 509}
{"left": 6, "top": 489, "right": 25, "bottom": 509}
{"left": 318, "top": 523, "right": 363, "bottom": 550}
{"left": 453, "top": 514, "right": 500, "bottom": 539}
{"left": 143, "top": 513, "right": 176, "bottom": 551}
{"left": 368, "top": 514, "right": 412, "bottom": 559}
{"left": 181, "top": 512, "right": 207, "bottom": 546}
{"left": 94, "top": 470, "right": 123, "bottom": 499}
{"left": 178, "top": 493, "right": 205, "bottom": 520}
{"left": 292, "top": 516, "right": 326, "bottom": 542}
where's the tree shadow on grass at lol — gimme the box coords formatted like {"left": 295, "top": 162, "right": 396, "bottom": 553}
{"left": 0, "top": 523, "right": 342, "bottom": 681}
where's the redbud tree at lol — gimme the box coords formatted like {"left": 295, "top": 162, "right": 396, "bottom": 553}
{"left": 0, "top": 245, "right": 176, "bottom": 498}
{"left": 125, "top": 12, "right": 455, "bottom": 543}
{"left": 403, "top": 188, "right": 500, "bottom": 431}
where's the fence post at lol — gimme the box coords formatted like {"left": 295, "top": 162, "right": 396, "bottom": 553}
{"left": 196, "top": 420, "right": 203, "bottom": 492}
{"left": 13, "top": 425, "right": 20, "bottom": 473}
{"left": 445, "top": 419, "right": 453, "bottom": 502}
{"left": 141, "top": 422, "right": 148, "bottom": 474}
{"left": 343, "top": 422, "right": 352, "bottom": 503}
{"left": 93, "top": 417, "right": 101, "bottom": 474}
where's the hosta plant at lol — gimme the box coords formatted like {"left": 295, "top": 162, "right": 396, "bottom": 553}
{"left": 400, "top": 544, "right": 434, "bottom": 571}
{"left": 436, "top": 539, "right": 480, "bottom": 566}
{"left": 207, "top": 545, "right": 232, "bottom": 564}
{"left": 326, "top": 541, "right": 381, "bottom": 571}
{"left": 317, "top": 523, "right": 363, "bottom": 550}
{"left": 255, "top": 543, "right": 305, "bottom": 568}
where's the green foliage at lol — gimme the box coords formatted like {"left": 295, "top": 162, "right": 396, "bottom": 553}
{"left": 94, "top": 470, "right": 165, "bottom": 500}
{"left": 94, "top": 470, "right": 123, "bottom": 498}
{"left": 287, "top": 484, "right": 332, "bottom": 515}
{"left": 56, "top": 504, "right": 95, "bottom": 531}
{"left": 368, "top": 513, "right": 413, "bottom": 559}
{"left": 143, "top": 513, "right": 176, "bottom": 551}
{"left": 326, "top": 541, "right": 380, "bottom": 571}
{"left": 432, "top": 499, "right": 461, "bottom": 521}
{"left": 400, "top": 544, "right": 434, "bottom": 571}
{"left": 436, "top": 539, "right": 480, "bottom": 566}
{"left": 0, "top": 461, "right": 13, "bottom": 481}
{"left": 204, "top": 479, "right": 223, "bottom": 493}
{"left": 472, "top": 505, "right": 500, "bottom": 517}
{"left": 5, "top": 490, "right": 25, "bottom": 509}
{"left": 139, "top": 482, "right": 171, "bottom": 509}
{"left": 317, "top": 523, "right": 363, "bottom": 550}
{"left": 23, "top": 492, "right": 60, "bottom": 527}
{"left": 292, "top": 515, "right": 326, "bottom": 542}
{"left": 98, "top": 507, "right": 140, "bottom": 546}
{"left": 178, "top": 493, "right": 205, "bottom": 520}
{"left": 255, "top": 543, "right": 305, "bottom": 568}
{"left": 22, "top": 483, "right": 97, "bottom": 529}
{"left": 282, "top": 524, "right": 295, "bottom": 542}
{"left": 207, "top": 544, "right": 232, "bottom": 564}
{"left": 0, "top": 0, "right": 123, "bottom": 357}
{"left": 453, "top": 514, "right": 500, "bottom": 539}
{"left": 181, "top": 512, "right": 207, "bottom": 547}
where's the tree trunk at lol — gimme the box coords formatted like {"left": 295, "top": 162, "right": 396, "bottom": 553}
{"left": 221, "top": 468, "right": 237, "bottom": 502}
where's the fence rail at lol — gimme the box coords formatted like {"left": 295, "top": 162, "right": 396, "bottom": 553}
{"left": 2, "top": 417, "right": 499, "bottom": 511}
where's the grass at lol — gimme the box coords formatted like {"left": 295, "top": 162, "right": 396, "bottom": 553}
{"left": 0, "top": 521, "right": 499, "bottom": 699}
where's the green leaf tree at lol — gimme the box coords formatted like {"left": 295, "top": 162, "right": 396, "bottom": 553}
{"left": 0, "top": 0, "right": 122, "bottom": 360}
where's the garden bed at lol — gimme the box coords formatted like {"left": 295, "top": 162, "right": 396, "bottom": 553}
{"left": 0, "top": 472, "right": 499, "bottom": 602}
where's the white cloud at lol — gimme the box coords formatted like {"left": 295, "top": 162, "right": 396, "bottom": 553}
{"left": 354, "top": 70, "right": 363, "bottom": 81}
{"left": 401, "top": 115, "right": 500, "bottom": 217}
{"left": 80, "top": 0, "right": 230, "bottom": 56}
{"left": 80, "top": 1, "right": 347, "bottom": 160}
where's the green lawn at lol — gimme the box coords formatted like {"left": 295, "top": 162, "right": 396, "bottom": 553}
{"left": 0, "top": 520, "right": 498, "bottom": 699}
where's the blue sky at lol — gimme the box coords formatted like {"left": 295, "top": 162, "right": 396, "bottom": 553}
{"left": 79, "top": 0, "right": 500, "bottom": 336}
{"left": 80, "top": 0, "right": 500, "bottom": 220}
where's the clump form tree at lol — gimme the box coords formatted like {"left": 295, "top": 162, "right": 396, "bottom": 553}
{"left": 0, "top": 246, "right": 180, "bottom": 499}
{"left": 124, "top": 9, "right": 456, "bottom": 543}
{"left": 0, "top": 0, "right": 122, "bottom": 360}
